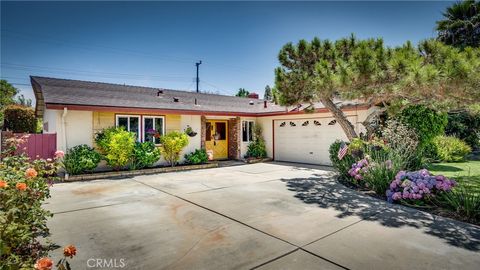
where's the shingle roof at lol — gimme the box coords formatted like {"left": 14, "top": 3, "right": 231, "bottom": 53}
{"left": 31, "top": 76, "right": 288, "bottom": 115}
{"left": 31, "top": 76, "right": 366, "bottom": 116}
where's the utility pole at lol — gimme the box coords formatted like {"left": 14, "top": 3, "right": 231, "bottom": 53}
{"left": 195, "top": 61, "right": 202, "bottom": 93}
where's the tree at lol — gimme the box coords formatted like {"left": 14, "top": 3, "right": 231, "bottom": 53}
{"left": 436, "top": 0, "right": 480, "bottom": 49}
{"left": 3, "top": 105, "right": 37, "bottom": 133}
{"left": 235, "top": 88, "right": 250, "bottom": 97}
{"left": 15, "top": 94, "right": 32, "bottom": 107}
{"left": 275, "top": 36, "right": 480, "bottom": 141}
{"left": 263, "top": 85, "right": 272, "bottom": 101}
{"left": 0, "top": 80, "right": 19, "bottom": 128}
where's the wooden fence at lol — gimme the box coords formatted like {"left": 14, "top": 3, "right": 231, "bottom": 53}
{"left": 1, "top": 131, "right": 57, "bottom": 160}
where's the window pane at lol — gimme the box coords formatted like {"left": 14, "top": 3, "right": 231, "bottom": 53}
{"left": 248, "top": 122, "right": 253, "bottom": 141}
{"left": 242, "top": 121, "right": 248, "bottom": 142}
{"left": 154, "top": 118, "right": 163, "bottom": 144}
{"left": 144, "top": 118, "right": 154, "bottom": 143}
{"left": 206, "top": 122, "right": 212, "bottom": 141}
{"left": 215, "top": 122, "right": 226, "bottom": 140}
{"left": 130, "top": 117, "right": 139, "bottom": 141}
{"left": 118, "top": 117, "right": 128, "bottom": 130}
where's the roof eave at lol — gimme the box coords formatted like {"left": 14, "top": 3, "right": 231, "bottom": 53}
{"left": 44, "top": 103, "right": 371, "bottom": 117}
{"left": 30, "top": 76, "right": 45, "bottom": 118}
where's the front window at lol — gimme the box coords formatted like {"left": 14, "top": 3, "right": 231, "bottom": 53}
{"left": 116, "top": 115, "right": 140, "bottom": 141}
{"left": 143, "top": 116, "right": 164, "bottom": 144}
{"left": 242, "top": 121, "right": 254, "bottom": 142}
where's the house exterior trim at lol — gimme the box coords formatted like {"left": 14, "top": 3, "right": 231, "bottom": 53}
{"left": 46, "top": 103, "right": 371, "bottom": 117}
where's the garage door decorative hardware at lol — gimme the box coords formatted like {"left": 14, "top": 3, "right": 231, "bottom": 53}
{"left": 289, "top": 121, "right": 296, "bottom": 127}
{"left": 279, "top": 122, "right": 286, "bottom": 127}
{"left": 328, "top": 120, "right": 337, "bottom": 125}
{"left": 314, "top": 120, "right": 321, "bottom": 126}
{"left": 302, "top": 121, "right": 309, "bottom": 126}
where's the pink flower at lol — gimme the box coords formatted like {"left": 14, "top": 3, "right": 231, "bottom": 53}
{"left": 54, "top": 150, "right": 65, "bottom": 159}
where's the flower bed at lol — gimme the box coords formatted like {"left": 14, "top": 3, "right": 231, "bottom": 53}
{"left": 329, "top": 137, "right": 479, "bottom": 225}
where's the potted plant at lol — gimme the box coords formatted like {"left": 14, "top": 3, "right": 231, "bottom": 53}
{"left": 184, "top": 126, "right": 197, "bottom": 137}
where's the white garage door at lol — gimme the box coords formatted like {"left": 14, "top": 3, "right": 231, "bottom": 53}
{"left": 273, "top": 117, "right": 352, "bottom": 165}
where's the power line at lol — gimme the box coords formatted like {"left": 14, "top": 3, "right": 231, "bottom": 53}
{"left": 1, "top": 63, "right": 194, "bottom": 82}
{"left": 1, "top": 29, "right": 262, "bottom": 76}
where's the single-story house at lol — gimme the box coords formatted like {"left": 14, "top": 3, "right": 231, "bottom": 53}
{"left": 31, "top": 76, "right": 374, "bottom": 165}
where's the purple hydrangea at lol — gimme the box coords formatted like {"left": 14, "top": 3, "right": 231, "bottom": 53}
{"left": 348, "top": 158, "right": 369, "bottom": 180}
{"left": 386, "top": 169, "right": 456, "bottom": 203}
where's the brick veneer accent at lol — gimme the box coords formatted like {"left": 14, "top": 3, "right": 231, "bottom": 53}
{"left": 228, "top": 117, "right": 241, "bottom": 160}
{"left": 200, "top": 115, "right": 206, "bottom": 149}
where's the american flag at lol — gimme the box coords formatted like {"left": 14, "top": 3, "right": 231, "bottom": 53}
{"left": 337, "top": 142, "right": 348, "bottom": 160}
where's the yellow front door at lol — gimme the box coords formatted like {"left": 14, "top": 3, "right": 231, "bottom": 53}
{"left": 205, "top": 120, "right": 228, "bottom": 160}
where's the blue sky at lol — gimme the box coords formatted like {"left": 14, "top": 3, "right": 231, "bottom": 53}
{"left": 1, "top": 1, "right": 452, "bottom": 102}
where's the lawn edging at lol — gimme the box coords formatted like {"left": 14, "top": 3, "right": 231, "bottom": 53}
{"left": 63, "top": 162, "right": 218, "bottom": 182}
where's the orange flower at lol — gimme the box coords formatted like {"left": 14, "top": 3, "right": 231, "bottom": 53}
{"left": 25, "top": 168, "right": 38, "bottom": 178}
{"left": 16, "top": 182, "right": 27, "bottom": 191}
{"left": 63, "top": 244, "right": 77, "bottom": 258}
{"left": 34, "top": 257, "right": 53, "bottom": 270}
{"left": 0, "top": 180, "right": 7, "bottom": 188}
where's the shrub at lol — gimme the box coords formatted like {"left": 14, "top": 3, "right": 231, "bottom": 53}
{"left": 184, "top": 149, "right": 208, "bottom": 165}
{"left": 160, "top": 131, "right": 189, "bottom": 167}
{"left": 398, "top": 105, "right": 448, "bottom": 148}
{"left": 3, "top": 104, "right": 37, "bottom": 133}
{"left": 445, "top": 110, "right": 480, "bottom": 149}
{"left": 435, "top": 177, "right": 480, "bottom": 222}
{"left": 362, "top": 149, "right": 407, "bottom": 195}
{"left": 432, "top": 136, "right": 472, "bottom": 162}
{"left": 130, "top": 142, "right": 161, "bottom": 170}
{"left": 63, "top": 144, "right": 101, "bottom": 175}
{"left": 95, "top": 127, "right": 136, "bottom": 170}
{"left": 246, "top": 124, "right": 267, "bottom": 158}
{"left": 0, "top": 136, "right": 61, "bottom": 268}
{"left": 386, "top": 169, "right": 456, "bottom": 203}
{"left": 381, "top": 119, "right": 421, "bottom": 170}
{"left": 329, "top": 140, "right": 355, "bottom": 177}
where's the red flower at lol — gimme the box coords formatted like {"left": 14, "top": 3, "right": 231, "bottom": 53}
{"left": 16, "top": 182, "right": 27, "bottom": 191}
{"left": 0, "top": 180, "right": 7, "bottom": 188}
{"left": 25, "top": 168, "right": 38, "bottom": 178}
{"left": 34, "top": 257, "right": 53, "bottom": 270}
{"left": 63, "top": 244, "right": 77, "bottom": 258}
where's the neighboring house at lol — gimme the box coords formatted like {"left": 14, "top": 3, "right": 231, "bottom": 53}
{"left": 31, "top": 76, "right": 374, "bottom": 165}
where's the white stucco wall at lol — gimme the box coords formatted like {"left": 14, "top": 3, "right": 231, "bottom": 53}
{"left": 64, "top": 110, "right": 93, "bottom": 149}
{"left": 43, "top": 109, "right": 93, "bottom": 152}
{"left": 180, "top": 114, "right": 202, "bottom": 159}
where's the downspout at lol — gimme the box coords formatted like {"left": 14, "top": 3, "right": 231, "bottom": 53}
{"left": 62, "top": 107, "right": 68, "bottom": 151}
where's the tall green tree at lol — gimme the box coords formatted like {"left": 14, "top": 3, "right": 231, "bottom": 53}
{"left": 235, "top": 88, "right": 250, "bottom": 97}
{"left": 275, "top": 36, "right": 480, "bottom": 141}
{"left": 436, "top": 0, "right": 480, "bottom": 49}
{"left": 263, "top": 85, "right": 272, "bottom": 101}
{"left": 0, "top": 80, "right": 19, "bottom": 128}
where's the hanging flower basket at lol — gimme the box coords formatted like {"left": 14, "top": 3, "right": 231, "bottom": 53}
{"left": 184, "top": 126, "right": 197, "bottom": 137}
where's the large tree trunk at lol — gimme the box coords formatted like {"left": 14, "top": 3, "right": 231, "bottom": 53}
{"left": 320, "top": 97, "right": 358, "bottom": 141}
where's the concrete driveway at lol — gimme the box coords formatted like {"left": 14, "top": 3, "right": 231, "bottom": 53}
{"left": 45, "top": 162, "right": 480, "bottom": 270}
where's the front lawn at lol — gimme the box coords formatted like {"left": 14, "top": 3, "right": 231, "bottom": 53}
{"left": 428, "top": 160, "right": 480, "bottom": 178}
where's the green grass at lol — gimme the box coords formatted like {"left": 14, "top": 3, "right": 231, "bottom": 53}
{"left": 428, "top": 160, "right": 480, "bottom": 223}
{"left": 427, "top": 160, "right": 480, "bottom": 178}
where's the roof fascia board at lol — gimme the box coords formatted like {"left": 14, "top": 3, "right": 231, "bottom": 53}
{"left": 45, "top": 103, "right": 370, "bottom": 117}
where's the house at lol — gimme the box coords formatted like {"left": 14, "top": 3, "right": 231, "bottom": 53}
{"left": 31, "top": 76, "right": 374, "bottom": 165}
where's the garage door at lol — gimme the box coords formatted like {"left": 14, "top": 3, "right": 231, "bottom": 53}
{"left": 273, "top": 117, "right": 353, "bottom": 165}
